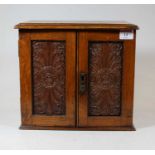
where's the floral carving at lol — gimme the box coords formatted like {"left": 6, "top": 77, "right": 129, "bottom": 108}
{"left": 32, "top": 41, "right": 66, "bottom": 115}
{"left": 88, "top": 42, "right": 123, "bottom": 116}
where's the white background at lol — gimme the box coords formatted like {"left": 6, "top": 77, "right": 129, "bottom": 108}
{"left": 0, "top": 4, "right": 155, "bottom": 149}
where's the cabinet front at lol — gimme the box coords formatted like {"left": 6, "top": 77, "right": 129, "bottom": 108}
{"left": 19, "top": 31, "right": 76, "bottom": 127}
{"left": 78, "top": 31, "right": 135, "bottom": 127}
{"left": 19, "top": 30, "right": 135, "bottom": 129}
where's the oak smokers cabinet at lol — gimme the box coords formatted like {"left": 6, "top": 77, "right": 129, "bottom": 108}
{"left": 15, "top": 21, "right": 139, "bottom": 131}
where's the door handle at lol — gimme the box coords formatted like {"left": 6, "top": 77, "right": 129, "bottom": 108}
{"left": 79, "top": 73, "right": 87, "bottom": 94}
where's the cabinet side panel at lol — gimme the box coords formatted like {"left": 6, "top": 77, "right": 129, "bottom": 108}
{"left": 32, "top": 41, "right": 66, "bottom": 116}
{"left": 88, "top": 42, "right": 123, "bottom": 116}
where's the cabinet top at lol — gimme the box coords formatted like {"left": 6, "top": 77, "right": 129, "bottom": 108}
{"left": 15, "top": 21, "right": 139, "bottom": 30}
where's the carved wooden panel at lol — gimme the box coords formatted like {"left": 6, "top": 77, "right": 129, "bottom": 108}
{"left": 32, "top": 41, "right": 66, "bottom": 115}
{"left": 88, "top": 42, "right": 123, "bottom": 116}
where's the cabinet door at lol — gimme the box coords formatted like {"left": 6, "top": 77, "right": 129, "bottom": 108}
{"left": 78, "top": 31, "right": 135, "bottom": 128}
{"left": 19, "top": 31, "right": 76, "bottom": 127}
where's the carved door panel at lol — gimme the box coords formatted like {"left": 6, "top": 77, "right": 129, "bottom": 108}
{"left": 19, "top": 31, "right": 76, "bottom": 127}
{"left": 78, "top": 31, "right": 135, "bottom": 127}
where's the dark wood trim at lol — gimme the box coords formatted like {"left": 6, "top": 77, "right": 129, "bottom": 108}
{"left": 15, "top": 21, "right": 139, "bottom": 30}
{"left": 20, "top": 125, "right": 135, "bottom": 131}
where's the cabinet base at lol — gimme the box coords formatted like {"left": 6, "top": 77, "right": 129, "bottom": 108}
{"left": 20, "top": 125, "right": 135, "bottom": 131}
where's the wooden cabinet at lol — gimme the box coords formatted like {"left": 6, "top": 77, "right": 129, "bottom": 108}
{"left": 15, "top": 21, "right": 139, "bottom": 131}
